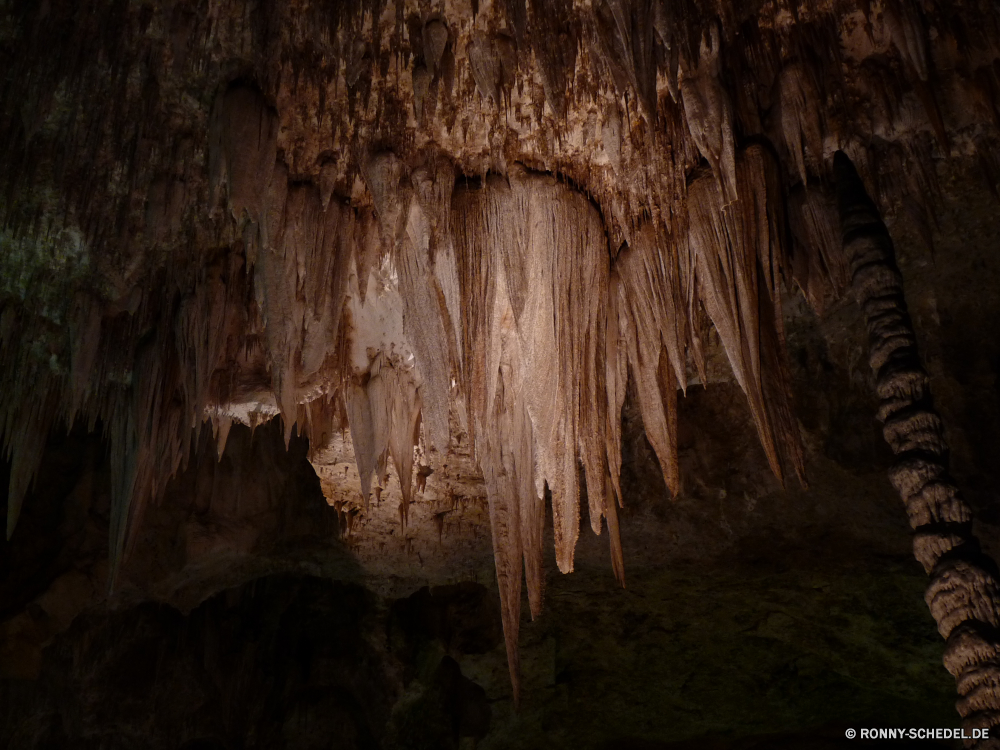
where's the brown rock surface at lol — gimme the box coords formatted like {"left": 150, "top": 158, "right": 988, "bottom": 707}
{"left": 2, "top": 0, "right": 1000, "bottom": 745}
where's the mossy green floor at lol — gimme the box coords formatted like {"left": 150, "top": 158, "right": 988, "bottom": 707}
{"left": 461, "top": 558, "right": 954, "bottom": 749}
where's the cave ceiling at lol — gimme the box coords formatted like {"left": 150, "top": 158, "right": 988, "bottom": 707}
{"left": 2, "top": 0, "right": 1000, "bottom": 739}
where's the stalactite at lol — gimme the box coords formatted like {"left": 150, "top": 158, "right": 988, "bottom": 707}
{"left": 680, "top": 21, "right": 738, "bottom": 206}
{"left": 2, "top": 0, "right": 1000, "bottom": 718}
{"left": 215, "top": 84, "right": 353, "bottom": 448}
{"left": 467, "top": 33, "right": 502, "bottom": 107}
{"left": 885, "top": 1, "right": 930, "bottom": 83}
{"left": 615, "top": 223, "right": 685, "bottom": 497}
{"left": 393, "top": 157, "right": 461, "bottom": 454}
{"left": 528, "top": 0, "right": 576, "bottom": 118}
{"left": 775, "top": 62, "right": 824, "bottom": 188}
{"left": 344, "top": 353, "right": 422, "bottom": 517}
{"left": 477, "top": 368, "right": 532, "bottom": 706}
{"left": 788, "top": 185, "right": 849, "bottom": 315}
{"left": 592, "top": 0, "right": 657, "bottom": 119}
{"left": 835, "top": 150, "right": 1000, "bottom": 743}
{"left": 211, "top": 85, "right": 279, "bottom": 229}
{"left": 5, "top": 382, "right": 59, "bottom": 539}
{"left": 343, "top": 244, "right": 425, "bottom": 515}
{"left": 215, "top": 414, "right": 234, "bottom": 460}
{"left": 452, "top": 167, "right": 625, "bottom": 698}
{"left": 603, "top": 269, "right": 628, "bottom": 588}
{"left": 412, "top": 64, "right": 430, "bottom": 120}
{"left": 688, "top": 144, "right": 804, "bottom": 485}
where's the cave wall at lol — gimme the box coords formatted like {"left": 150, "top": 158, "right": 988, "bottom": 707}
{"left": 2, "top": 0, "right": 1000, "bottom": 745}
{"left": 6, "top": 151, "right": 1000, "bottom": 744}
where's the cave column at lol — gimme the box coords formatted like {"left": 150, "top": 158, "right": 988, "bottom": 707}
{"left": 835, "top": 150, "right": 1000, "bottom": 744}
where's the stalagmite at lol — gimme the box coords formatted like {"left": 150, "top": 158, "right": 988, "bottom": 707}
{"left": 836, "top": 150, "right": 1000, "bottom": 743}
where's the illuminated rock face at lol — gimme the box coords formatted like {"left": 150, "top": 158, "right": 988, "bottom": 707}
{"left": 2, "top": 0, "right": 1000, "bottom": 744}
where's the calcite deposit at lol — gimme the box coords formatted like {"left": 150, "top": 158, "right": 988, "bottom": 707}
{"left": 2, "top": 0, "right": 1000, "bottom": 737}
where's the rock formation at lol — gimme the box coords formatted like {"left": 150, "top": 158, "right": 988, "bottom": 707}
{"left": 836, "top": 149, "right": 1000, "bottom": 740}
{"left": 1, "top": 0, "right": 1000, "bottom": 741}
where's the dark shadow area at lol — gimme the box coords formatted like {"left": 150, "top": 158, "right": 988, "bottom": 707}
{"left": 0, "top": 422, "right": 109, "bottom": 621}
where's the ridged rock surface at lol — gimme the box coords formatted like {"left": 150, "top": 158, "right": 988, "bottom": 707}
{"left": 2, "top": 0, "right": 1000, "bottom": 745}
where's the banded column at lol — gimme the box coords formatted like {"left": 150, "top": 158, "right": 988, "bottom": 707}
{"left": 835, "top": 150, "right": 1000, "bottom": 743}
